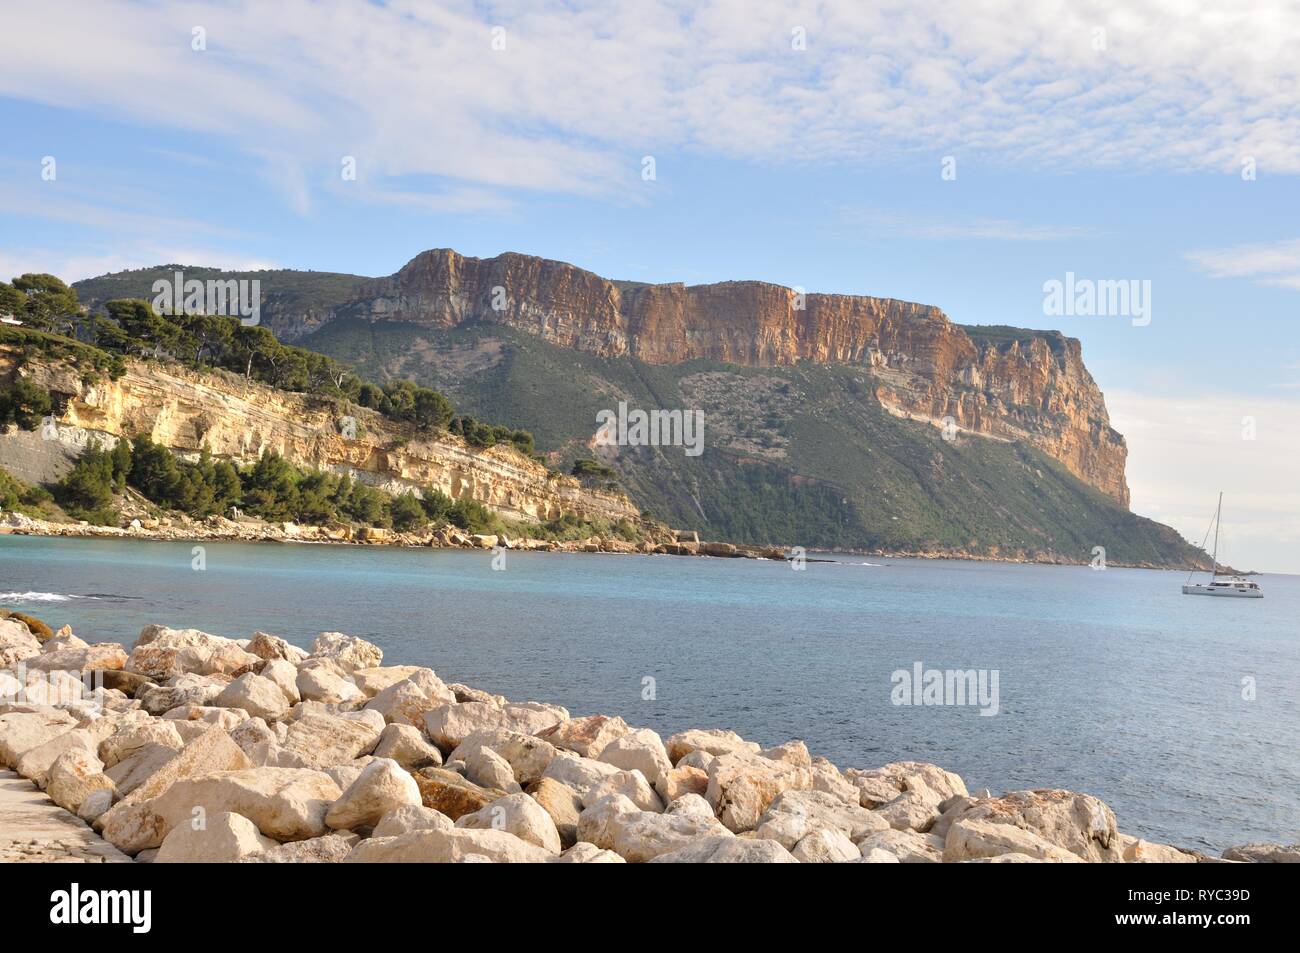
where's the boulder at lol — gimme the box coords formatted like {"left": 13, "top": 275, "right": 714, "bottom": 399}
{"left": 325, "top": 758, "right": 422, "bottom": 831}
{"left": 856, "top": 828, "right": 945, "bottom": 863}
{"left": 423, "top": 701, "right": 567, "bottom": 751}
{"left": 705, "top": 750, "right": 813, "bottom": 832}
{"left": 455, "top": 792, "right": 562, "bottom": 854}
{"left": 214, "top": 673, "right": 291, "bottom": 722}
{"left": 155, "top": 811, "right": 277, "bottom": 863}
{"left": 450, "top": 728, "right": 558, "bottom": 786}
{"left": 844, "top": 761, "right": 968, "bottom": 807}
{"left": 537, "top": 752, "right": 624, "bottom": 801}
{"left": 363, "top": 670, "right": 455, "bottom": 725}
{"left": 526, "top": 777, "right": 583, "bottom": 848}
{"left": 279, "top": 714, "right": 381, "bottom": 768}
{"left": 373, "top": 804, "right": 454, "bottom": 838}
{"left": 761, "top": 740, "right": 813, "bottom": 767}
{"left": 25, "top": 643, "right": 128, "bottom": 673}
{"left": 1119, "top": 834, "right": 1198, "bottom": 863}
{"left": 448, "top": 683, "right": 506, "bottom": 706}
{"left": 586, "top": 769, "right": 663, "bottom": 812}
{"left": 309, "top": 632, "right": 382, "bottom": 673}
{"left": 105, "top": 743, "right": 180, "bottom": 798}
{"left": 656, "top": 765, "right": 709, "bottom": 802}
{"left": 463, "top": 746, "right": 522, "bottom": 793}
{"left": 143, "top": 767, "right": 342, "bottom": 846}
{"left": 259, "top": 660, "right": 301, "bottom": 705}
{"left": 373, "top": 723, "right": 443, "bottom": 770}
{"left": 239, "top": 833, "right": 358, "bottom": 863}
{"left": 46, "top": 747, "right": 116, "bottom": 813}
{"left": 551, "top": 842, "right": 626, "bottom": 863}
{"left": 665, "top": 727, "right": 759, "bottom": 764}
{"left": 162, "top": 705, "right": 244, "bottom": 730}
{"left": 755, "top": 789, "right": 890, "bottom": 848}
{"left": 597, "top": 728, "right": 672, "bottom": 788}
{"left": 353, "top": 665, "right": 430, "bottom": 696}
{"left": 0, "top": 618, "right": 41, "bottom": 668}
{"left": 648, "top": 837, "right": 798, "bottom": 863}
{"left": 0, "top": 708, "right": 77, "bottom": 768}
{"left": 1221, "top": 842, "right": 1300, "bottom": 863}
{"left": 98, "top": 720, "right": 184, "bottom": 768}
{"left": 295, "top": 666, "right": 364, "bottom": 705}
{"left": 664, "top": 793, "right": 715, "bottom": 819}
{"left": 874, "top": 781, "right": 945, "bottom": 832}
{"left": 859, "top": 847, "right": 904, "bottom": 863}
{"left": 537, "top": 715, "right": 631, "bottom": 758}
{"left": 947, "top": 789, "right": 1121, "bottom": 862}
{"left": 126, "top": 627, "right": 258, "bottom": 679}
{"left": 137, "top": 673, "right": 226, "bottom": 715}
{"left": 345, "top": 827, "right": 550, "bottom": 863}
{"left": 99, "top": 726, "right": 252, "bottom": 850}
{"left": 577, "top": 793, "right": 731, "bottom": 862}
{"left": 944, "top": 818, "right": 1085, "bottom": 863}
{"left": 16, "top": 723, "right": 113, "bottom": 787}
{"left": 246, "top": 631, "right": 307, "bottom": 664}
{"left": 792, "top": 827, "right": 860, "bottom": 863}
{"left": 77, "top": 787, "right": 115, "bottom": 823}
{"left": 411, "top": 767, "right": 505, "bottom": 820}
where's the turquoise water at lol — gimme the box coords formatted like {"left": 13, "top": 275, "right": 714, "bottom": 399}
{"left": 2, "top": 534, "right": 1297, "bottom": 852}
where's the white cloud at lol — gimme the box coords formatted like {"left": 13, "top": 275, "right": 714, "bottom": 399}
{"left": 1108, "top": 389, "right": 1300, "bottom": 574}
{"left": 0, "top": 0, "right": 1297, "bottom": 218}
{"left": 1186, "top": 239, "right": 1300, "bottom": 290}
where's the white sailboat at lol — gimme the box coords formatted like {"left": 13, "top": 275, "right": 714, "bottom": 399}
{"left": 1182, "top": 492, "right": 1262, "bottom": 598}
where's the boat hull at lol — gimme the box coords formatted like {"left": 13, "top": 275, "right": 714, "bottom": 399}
{"left": 1181, "top": 585, "right": 1263, "bottom": 598}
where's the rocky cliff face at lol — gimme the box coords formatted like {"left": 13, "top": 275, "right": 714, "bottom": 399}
{"left": 333, "top": 250, "right": 1129, "bottom": 506}
{"left": 0, "top": 349, "right": 636, "bottom": 524}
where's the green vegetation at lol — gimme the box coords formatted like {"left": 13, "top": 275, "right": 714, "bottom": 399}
{"left": 448, "top": 415, "right": 535, "bottom": 455}
{"left": 4, "top": 273, "right": 526, "bottom": 441}
{"left": 39, "top": 437, "right": 533, "bottom": 538}
{"left": 571, "top": 458, "right": 616, "bottom": 479}
{"left": 0, "top": 377, "right": 53, "bottom": 429}
{"left": 53, "top": 443, "right": 120, "bottom": 524}
{"left": 0, "top": 467, "right": 60, "bottom": 520}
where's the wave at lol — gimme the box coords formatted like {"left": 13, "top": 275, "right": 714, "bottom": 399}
{"left": 0, "top": 591, "right": 88, "bottom": 603}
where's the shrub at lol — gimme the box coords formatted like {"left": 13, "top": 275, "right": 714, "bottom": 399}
{"left": 55, "top": 443, "right": 118, "bottom": 523}
{"left": 389, "top": 492, "right": 427, "bottom": 532}
{"left": 0, "top": 378, "right": 53, "bottom": 430}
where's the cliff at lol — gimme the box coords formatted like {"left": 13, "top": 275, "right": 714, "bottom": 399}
{"left": 331, "top": 250, "right": 1129, "bottom": 506}
{"left": 0, "top": 347, "right": 637, "bottom": 525}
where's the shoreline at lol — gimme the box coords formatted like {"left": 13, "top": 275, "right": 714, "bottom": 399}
{"left": 0, "top": 511, "right": 1213, "bottom": 572}
{"left": 0, "top": 619, "right": 1288, "bottom": 864}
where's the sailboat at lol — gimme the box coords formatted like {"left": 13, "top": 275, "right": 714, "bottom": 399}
{"left": 1182, "top": 493, "right": 1263, "bottom": 598}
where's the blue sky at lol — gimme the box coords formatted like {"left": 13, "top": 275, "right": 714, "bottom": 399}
{"left": 1, "top": 1, "right": 1298, "bottom": 570}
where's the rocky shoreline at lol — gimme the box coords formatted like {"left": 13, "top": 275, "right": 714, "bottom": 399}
{"left": 1, "top": 614, "right": 1293, "bottom": 864}
{"left": 0, "top": 510, "right": 1209, "bottom": 571}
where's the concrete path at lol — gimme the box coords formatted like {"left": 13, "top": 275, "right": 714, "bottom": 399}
{"left": 0, "top": 769, "right": 131, "bottom": 863}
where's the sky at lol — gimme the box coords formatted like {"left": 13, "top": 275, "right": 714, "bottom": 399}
{"left": 1, "top": 0, "right": 1298, "bottom": 571}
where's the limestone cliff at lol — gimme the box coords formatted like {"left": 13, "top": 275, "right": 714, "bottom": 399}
{"left": 331, "top": 250, "right": 1129, "bottom": 506}
{"left": 0, "top": 348, "right": 637, "bottom": 524}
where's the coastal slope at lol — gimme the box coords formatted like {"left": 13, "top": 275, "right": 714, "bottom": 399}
{"left": 73, "top": 254, "right": 1207, "bottom": 567}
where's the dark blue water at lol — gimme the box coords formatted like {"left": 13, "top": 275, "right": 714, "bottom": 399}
{"left": 3, "top": 534, "right": 1297, "bottom": 853}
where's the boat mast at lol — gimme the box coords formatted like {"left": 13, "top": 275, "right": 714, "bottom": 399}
{"left": 1210, "top": 491, "right": 1222, "bottom": 578}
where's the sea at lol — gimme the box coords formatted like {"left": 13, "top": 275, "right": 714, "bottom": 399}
{"left": 2, "top": 534, "right": 1296, "bottom": 853}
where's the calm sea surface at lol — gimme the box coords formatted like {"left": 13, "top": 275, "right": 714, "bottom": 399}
{"left": 2, "top": 534, "right": 1297, "bottom": 853}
